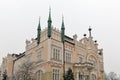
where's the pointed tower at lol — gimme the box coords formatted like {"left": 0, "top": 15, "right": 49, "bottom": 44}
{"left": 61, "top": 16, "right": 65, "bottom": 42}
{"left": 88, "top": 26, "right": 92, "bottom": 37}
{"left": 47, "top": 7, "right": 52, "bottom": 38}
{"left": 37, "top": 17, "right": 41, "bottom": 44}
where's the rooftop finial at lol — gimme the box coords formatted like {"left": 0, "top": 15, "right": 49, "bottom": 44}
{"left": 83, "top": 34, "right": 87, "bottom": 37}
{"left": 48, "top": 7, "right": 52, "bottom": 22}
{"left": 61, "top": 15, "right": 65, "bottom": 29}
{"left": 62, "top": 15, "right": 64, "bottom": 21}
{"left": 88, "top": 26, "right": 92, "bottom": 37}
{"left": 39, "top": 16, "right": 40, "bottom": 23}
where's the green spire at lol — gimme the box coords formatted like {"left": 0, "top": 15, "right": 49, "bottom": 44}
{"left": 37, "top": 17, "right": 41, "bottom": 44}
{"left": 47, "top": 7, "right": 52, "bottom": 38}
{"left": 61, "top": 16, "right": 65, "bottom": 42}
{"left": 48, "top": 7, "right": 52, "bottom": 22}
{"left": 61, "top": 16, "right": 65, "bottom": 29}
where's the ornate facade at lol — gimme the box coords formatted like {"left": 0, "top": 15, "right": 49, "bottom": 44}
{"left": 0, "top": 9, "right": 104, "bottom": 80}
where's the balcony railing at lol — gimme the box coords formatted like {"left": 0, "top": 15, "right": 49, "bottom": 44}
{"left": 74, "top": 62, "right": 94, "bottom": 70}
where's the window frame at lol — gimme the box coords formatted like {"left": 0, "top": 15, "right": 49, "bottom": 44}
{"left": 52, "top": 68, "right": 60, "bottom": 80}
{"left": 52, "top": 47, "right": 61, "bottom": 61}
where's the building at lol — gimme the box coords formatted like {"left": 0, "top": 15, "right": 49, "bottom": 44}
{"left": 0, "top": 66, "right": 1, "bottom": 80}
{"left": 1, "top": 9, "right": 104, "bottom": 80}
{"left": 1, "top": 54, "right": 18, "bottom": 80}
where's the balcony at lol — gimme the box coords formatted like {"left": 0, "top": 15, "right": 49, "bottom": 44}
{"left": 74, "top": 62, "right": 94, "bottom": 70}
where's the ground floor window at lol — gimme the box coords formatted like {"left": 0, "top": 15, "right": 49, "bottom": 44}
{"left": 76, "top": 72, "right": 83, "bottom": 80}
{"left": 91, "top": 74, "right": 96, "bottom": 80}
{"left": 36, "top": 70, "right": 43, "bottom": 80}
{"left": 53, "top": 68, "right": 60, "bottom": 80}
{"left": 76, "top": 72, "right": 89, "bottom": 80}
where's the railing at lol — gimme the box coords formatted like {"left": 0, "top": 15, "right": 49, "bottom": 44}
{"left": 74, "top": 62, "right": 94, "bottom": 70}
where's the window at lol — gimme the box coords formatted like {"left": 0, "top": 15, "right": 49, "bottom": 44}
{"left": 36, "top": 70, "right": 43, "bottom": 80}
{"left": 53, "top": 68, "right": 60, "bottom": 80}
{"left": 77, "top": 72, "right": 89, "bottom": 80}
{"left": 36, "top": 49, "right": 42, "bottom": 61}
{"left": 89, "top": 60, "right": 95, "bottom": 67}
{"left": 53, "top": 48, "right": 60, "bottom": 61}
{"left": 92, "top": 74, "right": 96, "bottom": 80}
{"left": 79, "top": 57, "right": 83, "bottom": 63}
{"left": 88, "top": 56, "right": 96, "bottom": 69}
{"left": 77, "top": 72, "right": 82, "bottom": 80}
{"left": 66, "top": 52, "right": 71, "bottom": 63}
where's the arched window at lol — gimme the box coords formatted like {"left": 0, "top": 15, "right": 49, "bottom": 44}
{"left": 36, "top": 70, "right": 43, "bottom": 80}
{"left": 88, "top": 56, "right": 96, "bottom": 69}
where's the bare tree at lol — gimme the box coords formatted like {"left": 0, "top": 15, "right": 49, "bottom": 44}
{"left": 108, "top": 72, "right": 117, "bottom": 80}
{"left": 105, "top": 72, "right": 120, "bottom": 80}
{"left": 15, "top": 61, "right": 34, "bottom": 80}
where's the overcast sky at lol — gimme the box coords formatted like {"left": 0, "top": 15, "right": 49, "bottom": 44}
{"left": 0, "top": 0, "right": 120, "bottom": 74}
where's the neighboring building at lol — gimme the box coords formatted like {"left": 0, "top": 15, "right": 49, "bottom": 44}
{"left": 0, "top": 66, "right": 1, "bottom": 80}
{"left": 1, "top": 9, "right": 104, "bottom": 80}
{"left": 1, "top": 53, "right": 21, "bottom": 80}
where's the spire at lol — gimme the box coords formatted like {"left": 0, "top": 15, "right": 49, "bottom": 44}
{"left": 38, "top": 17, "right": 41, "bottom": 30}
{"left": 88, "top": 26, "right": 92, "bottom": 37}
{"left": 61, "top": 15, "right": 65, "bottom": 29}
{"left": 61, "top": 16, "right": 65, "bottom": 42}
{"left": 37, "top": 17, "right": 41, "bottom": 44}
{"left": 47, "top": 7, "right": 52, "bottom": 38}
{"left": 48, "top": 7, "right": 52, "bottom": 22}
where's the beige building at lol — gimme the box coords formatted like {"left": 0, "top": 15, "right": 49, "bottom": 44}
{"left": 1, "top": 9, "right": 104, "bottom": 80}
{"left": 1, "top": 54, "right": 17, "bottom": 80}
{"left": 0, "top": 66, "right": 1, "bottom": 80}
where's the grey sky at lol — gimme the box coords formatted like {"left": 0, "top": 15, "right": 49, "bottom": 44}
{"left": 0, "top": 0, "right": 120, "bottom": 74}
